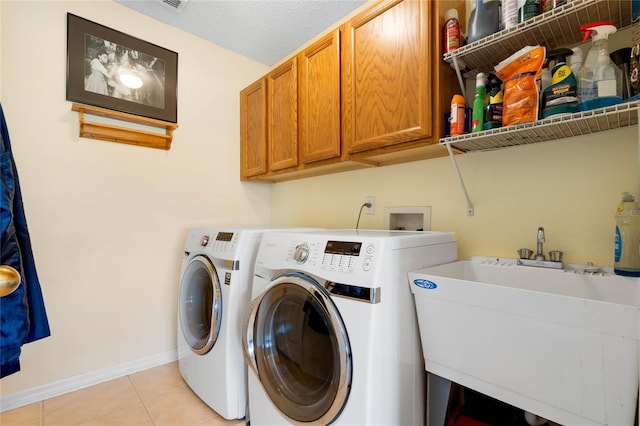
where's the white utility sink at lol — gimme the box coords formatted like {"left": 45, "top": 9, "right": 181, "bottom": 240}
{"left": 409, "top": 256, "right": 640, "bottom": 426}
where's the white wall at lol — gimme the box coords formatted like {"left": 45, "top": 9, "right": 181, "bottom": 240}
{"left": 1, "top": 0, "right": 271, "bottom": 396}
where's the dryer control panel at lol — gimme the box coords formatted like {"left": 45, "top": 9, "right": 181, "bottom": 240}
{"left": 208, "top": 231, "right": 238, "bottom": 253}
{"left": 287, "top": 238, "right": 378, "bottom": 276}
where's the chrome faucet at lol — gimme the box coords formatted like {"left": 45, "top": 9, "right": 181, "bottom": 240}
{"left": 535, "top": 227, "right": 545, "bottom": 260}
{"left": 517, "top": 226, "right": 563, "bottom": 269}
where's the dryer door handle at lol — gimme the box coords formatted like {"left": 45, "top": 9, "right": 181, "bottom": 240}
{"left": 242, "top": 296, "right": 260, "bottom": 376}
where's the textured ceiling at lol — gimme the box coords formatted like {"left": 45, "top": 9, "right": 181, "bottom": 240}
{"left": 115, "top": 0, "right": 367, "bottom": 66}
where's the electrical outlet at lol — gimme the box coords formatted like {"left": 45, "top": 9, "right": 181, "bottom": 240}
{"left": 364, "top": 196, "right": 375, "bottom": 215}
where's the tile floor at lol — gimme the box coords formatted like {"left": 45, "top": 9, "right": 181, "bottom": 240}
{"left": 0, "top": 362, "right": 246, "bottom": 426}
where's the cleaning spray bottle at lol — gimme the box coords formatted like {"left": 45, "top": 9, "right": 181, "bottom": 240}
{"left": 540, "top": 59, "right": 552, "bottom": 93}
{"left": 484, "top": 73, "right": 503, "bottom": 130}
{"left": 537, "top": 58, "right": 551, "bottom": 119}
{"left": 577, "top": 21, "right": 622, "bottom": 111}
{"left": 443, "top": 9, "right": 461, "bottom": 54}
{"left": 568, "top": 46, "right": 583, "bottom": 76}
{"left": 614, "top": 192, "right": 640, "bottom": 277}
{"left": 541, "top": 48, "right": 578, "bottom": 118}
{"left": 471, "top": 73, "right": 486, "bottom": 132}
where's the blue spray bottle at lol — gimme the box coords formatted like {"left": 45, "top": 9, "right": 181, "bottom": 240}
{"left": 577, "top": 21, "right": 622, "bottom": 111}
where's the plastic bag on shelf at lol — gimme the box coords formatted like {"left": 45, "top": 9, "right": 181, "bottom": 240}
{"left": 495, "top": 45, "right": 546, "bottom": 126}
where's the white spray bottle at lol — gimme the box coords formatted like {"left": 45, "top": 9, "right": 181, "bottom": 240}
{"left": 577, "top": 21, "right": 622, "bottom": 111}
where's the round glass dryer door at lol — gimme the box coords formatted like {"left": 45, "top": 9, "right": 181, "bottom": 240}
{"left": 179, "top": 255, "right": 222, "bottom": 355}
{"left": 251, "top": 274, "right": 352, "bottom": 424}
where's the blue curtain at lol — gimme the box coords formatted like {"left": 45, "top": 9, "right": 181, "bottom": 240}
{"left": 0, "top": 103, "right": 51, "bottom": 378}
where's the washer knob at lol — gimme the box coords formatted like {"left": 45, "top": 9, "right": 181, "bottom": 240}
{"left": 201, "top": 235, "right": 210, "bottom": 246}
{"left": 293, "top": 243, "right": 309, "bottom": 264}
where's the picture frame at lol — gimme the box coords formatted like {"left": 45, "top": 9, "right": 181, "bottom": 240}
{"left": 66, "top": 13, "right": 178, "bottom": 123}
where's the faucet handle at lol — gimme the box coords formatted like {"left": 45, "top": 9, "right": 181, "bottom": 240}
{"left": 518, "top": 248, "right": 534, "bottom": 259}
{"left": 548, "top": 250, "right": 563, "bottom": 262}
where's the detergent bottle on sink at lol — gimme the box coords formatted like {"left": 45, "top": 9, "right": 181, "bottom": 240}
{"left": 614, "top": 192, "right": 640, "bottom": 277}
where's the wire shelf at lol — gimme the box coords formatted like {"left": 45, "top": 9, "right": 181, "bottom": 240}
{"left": 441, "top": 0, "right": 638, "bottom": 216}
{"left": 440, "top": 101, "right": 640, "bottom": 152}
{"left": 443, "top": 0, "right": 632, "bottom": 73}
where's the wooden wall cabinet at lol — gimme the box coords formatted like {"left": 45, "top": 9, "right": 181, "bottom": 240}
{"left": 343, "top": 0, "right": 432, "bottom": 153}
{"left": 242, "top": 29, "right": 360, "bottom": 182}
{"left": 342, "top": 0, "right": 462, "bottom": 163}
{"left": 268, "top": 58, "right": 299, "bottom": 172}
{"left": 298, "top": 29, "right": 342, "bottom": 165}
{"left": 240, "top": 78, "right": 268, "bottom": 179}
{"left": 240, "top": 0, "right": 463, "bottom": 181}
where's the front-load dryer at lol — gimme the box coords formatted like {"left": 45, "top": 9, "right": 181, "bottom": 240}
{"left": 178, "top": 227, "right": 292, "bottom": 420}
{"left": 243, "top": 229, "right": 457, "bottom": 425}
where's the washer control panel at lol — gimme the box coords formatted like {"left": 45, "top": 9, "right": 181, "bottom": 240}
{"left": 322, "top": 240, "right": 364, "bottom": 273}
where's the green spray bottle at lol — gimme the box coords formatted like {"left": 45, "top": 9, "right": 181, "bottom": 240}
{"left": 471, "top": 72, "right": 486, "bottom": 132}
{"left": 541, "top": 48, "right": 578, "bottom": 118}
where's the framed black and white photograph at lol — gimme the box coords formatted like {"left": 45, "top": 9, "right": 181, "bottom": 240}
{"left": 66, "top": 13, "right": 178, "bottom": 123}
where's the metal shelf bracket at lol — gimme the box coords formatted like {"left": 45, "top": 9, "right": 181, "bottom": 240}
{"left": 446, "top": 143, "right": 474, "bottom": 216}
{"left": 451, "top": 54, "right": 467, "bottom": 104}
{"left": 448, "top": 54, "right": 473, "bottom": 216}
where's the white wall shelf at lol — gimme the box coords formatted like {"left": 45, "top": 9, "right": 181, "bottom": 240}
{"left": 441, "top": 101, "right": 639, "bottom": 152}
{"left": 443, "top": 0, "right": 632, "bottom": 73}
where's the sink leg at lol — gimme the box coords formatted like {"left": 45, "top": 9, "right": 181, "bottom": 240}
{"left": 427, "top": 372, "right": 451, "bottom": 426}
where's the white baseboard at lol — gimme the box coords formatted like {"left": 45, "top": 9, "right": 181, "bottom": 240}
{"left": 0, "top": 349, "right": 178, "bottom": 413}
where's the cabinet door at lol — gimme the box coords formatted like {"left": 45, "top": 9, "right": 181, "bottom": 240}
{"left": 299, "top": 29, "right": 342, "bottom": 164}
{"left": 240, "top": 78, "right": 268, "bottom": 179}
{"left": 342, "top": 0, "right": 433, "bottom": 154}
{"left": 268, "top": 58, "right": 298, "bottom": 171}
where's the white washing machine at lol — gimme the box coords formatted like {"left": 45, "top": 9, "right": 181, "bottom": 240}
{"left": 243, "top": 229, "right": 457, "bottom": 425}
{"left": 178, "top": 227, "right": 296, "bottom": 420}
